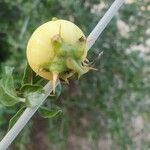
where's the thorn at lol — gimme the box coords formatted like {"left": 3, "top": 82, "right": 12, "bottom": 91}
{"left": 77, "top": 74, "right": 81, "bottom": 80}
{"left": 98, "top": 51, "right": 103, "bottom": 59}
{"left": 65, "top": 79, "right": 69, "bottom": 84}
{"left": 49, "top": 93, "right": 55, "bottom": 96}
{"left": 84, "top": 58, "right": 89, "bottom": 63}
{"left": 82, "top": 61, "right": 89, "bottom": 66}
{"left": 35, "top": 73, "right": 38, "bottom": 77}
{"left": 93, "top": 51, "right": 103, "bottom": 63}
{"left": 52, "top": 72, "right": 59, "bottom": 94}
{"left": 78, "top": 36, "right": 86, "bottom": 42}
{"left": 60, "top": 71, "right": 75, "bottom": 84}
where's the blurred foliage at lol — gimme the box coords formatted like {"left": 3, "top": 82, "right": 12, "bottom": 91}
{"left": 0, "top": 0, "right": 150, "bottom": 150}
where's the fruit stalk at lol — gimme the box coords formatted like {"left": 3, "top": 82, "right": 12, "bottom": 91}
{"left": 0, "top": 0, "right": 124, "bottom": 149}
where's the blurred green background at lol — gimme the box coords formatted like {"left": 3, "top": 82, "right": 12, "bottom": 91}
{"left": 0, "top": 0, "right": 150, "bottom": 149}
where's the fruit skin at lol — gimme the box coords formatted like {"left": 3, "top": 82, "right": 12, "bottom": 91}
{"left": 27, "top": 19, "right": 90, "bottom": 92}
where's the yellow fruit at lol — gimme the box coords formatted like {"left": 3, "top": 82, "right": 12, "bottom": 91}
{"left": 27, "top": 18, "right": 90, "bottom": 92}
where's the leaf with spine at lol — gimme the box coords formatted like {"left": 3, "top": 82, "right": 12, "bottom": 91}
{"left": 21, "top": 84, "right": 47, "bottom": 107}
{"left": 38, "top": 106, "right": 62, "bottom": 119}
{"left": 0, "top": 66, "right": 25, "bottom": 106}
{"left": 8, "top": 106, "right": 26, "bottom": 131}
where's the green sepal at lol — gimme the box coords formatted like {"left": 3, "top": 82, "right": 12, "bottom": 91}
{"left": 50, "top": 57, "right": 66, "bottom": 73}
{"left": 8, "top": 106, "right": 26, "bottom": 131}
{"left": 0, "top": 66, "right": 25, "bottom": 106}
{"left": 66, "top": 57, "right": 88, "bottom": 78}
{"left": 38, "top": 106, "right": 62, "bottom": 119}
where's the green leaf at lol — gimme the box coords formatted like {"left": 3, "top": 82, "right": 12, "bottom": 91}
{"left": 21, "top": 84, "right": 47, "bottom": 107}
{"left": 0, "top": 67, "right": 25, "bottom": 106}
{"left": 8, "top": 106, "right": 26, "bottom": 130}
{"left": 38, "top": 106, "right": 62, "bottom": 119}
{"left": 21, "top": 84, "right": 43, "bottom": 93}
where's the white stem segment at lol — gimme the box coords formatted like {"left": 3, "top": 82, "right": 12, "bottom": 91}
{"left": 0, "top": 0, "right": 124, "bottom": 149}
{"left": 86, "top": 0, "right": 124, "bottom": 51}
